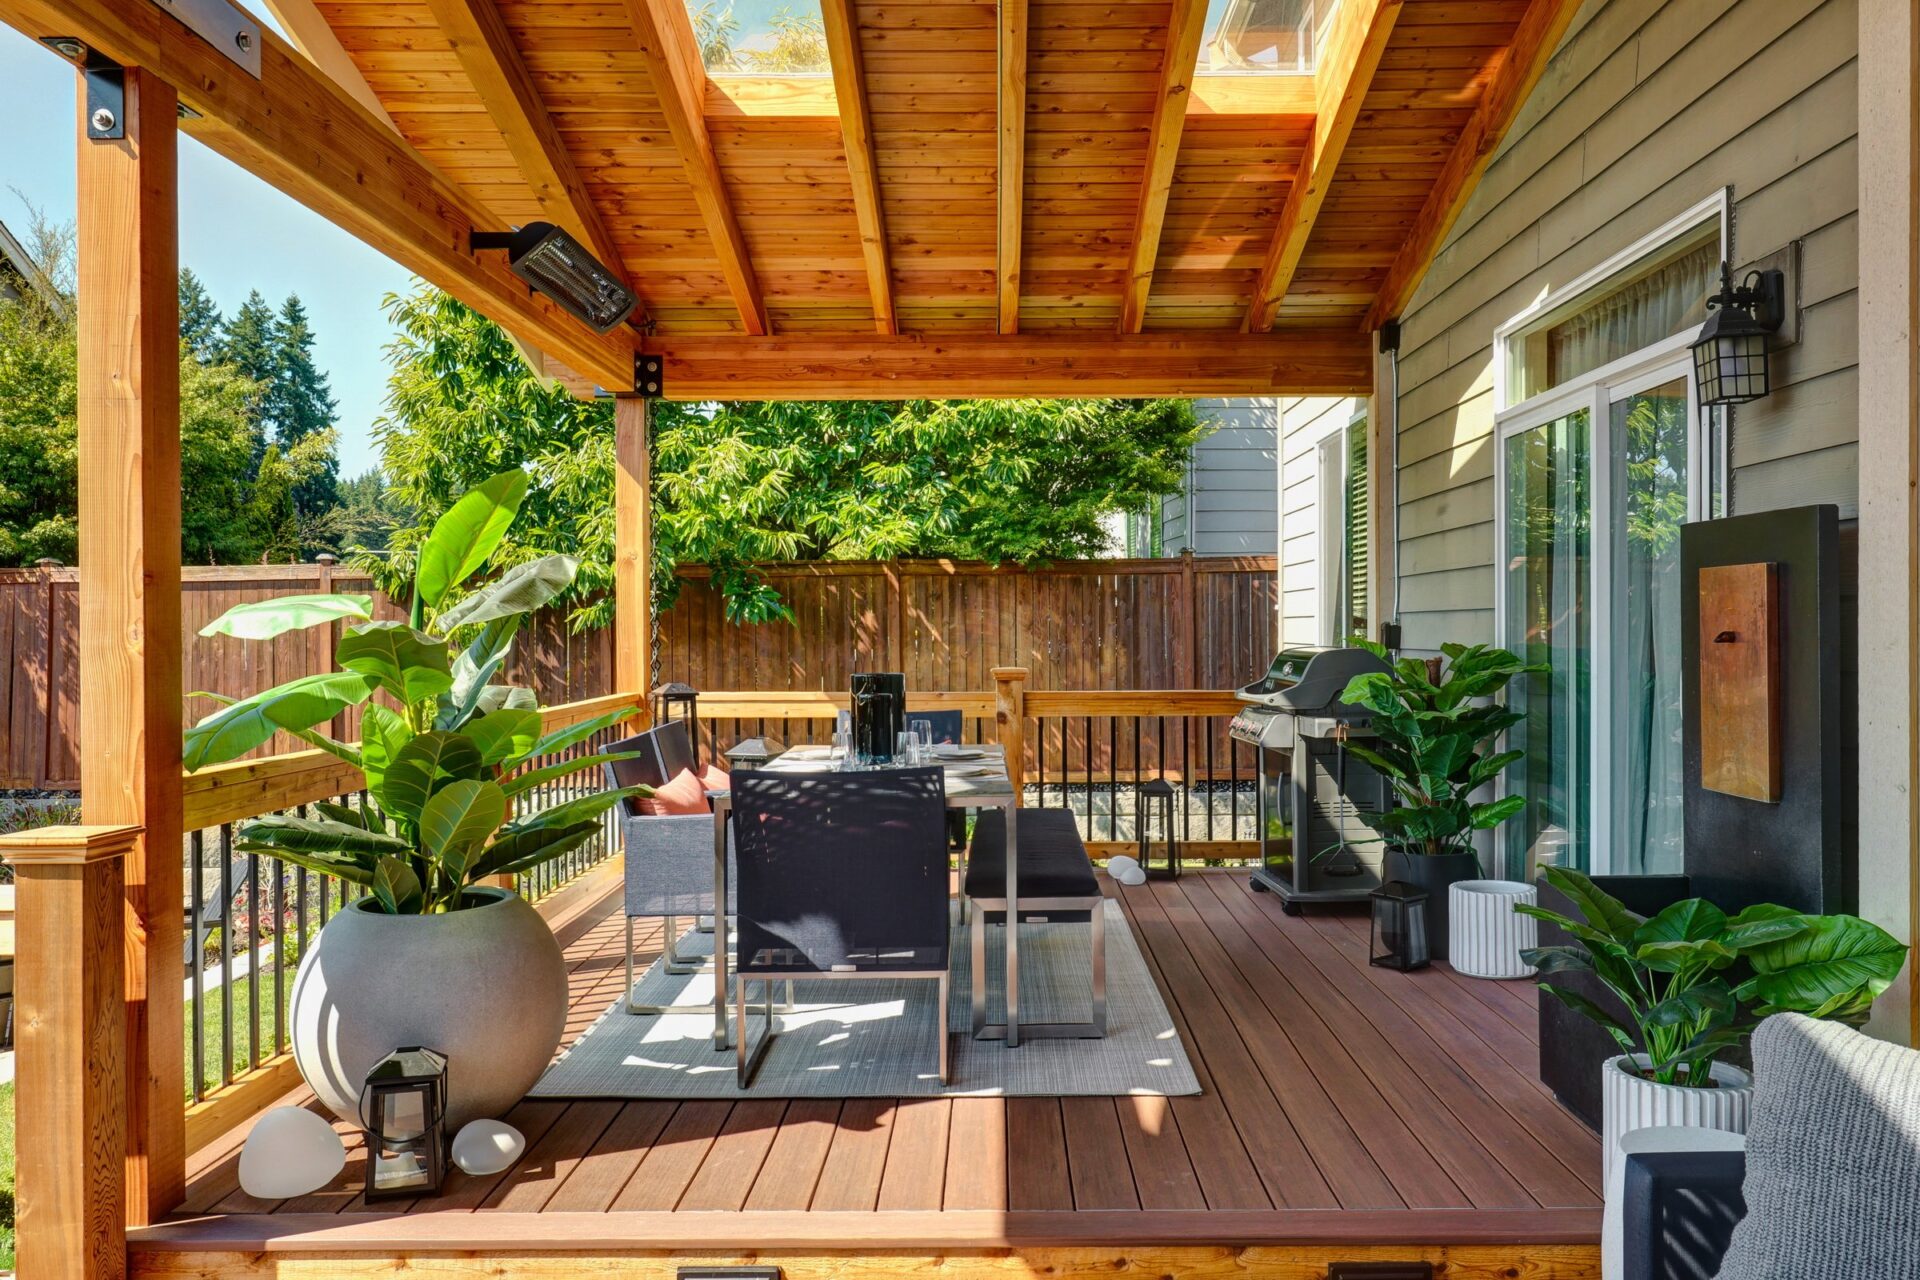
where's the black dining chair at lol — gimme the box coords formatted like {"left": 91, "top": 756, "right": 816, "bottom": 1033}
{"left": 728, "top": 766, "right": 953, "bottom": 1087}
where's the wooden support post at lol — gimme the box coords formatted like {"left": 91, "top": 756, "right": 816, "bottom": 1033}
{"left": 614, "top": 396, "right": 654, "bottom": 714}
{"left": 76, "top": 64, "right": 185, "bottom": 1223}
{"left": 992, "top": 666, "right": 1028, "bottom": 805}
{"left": 0, "top": 824, "right": 138, "bottom": 1280}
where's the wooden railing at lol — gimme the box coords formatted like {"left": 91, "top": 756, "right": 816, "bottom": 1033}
{"left": 682, "top": 672, "right": 1261, "bottom": 860}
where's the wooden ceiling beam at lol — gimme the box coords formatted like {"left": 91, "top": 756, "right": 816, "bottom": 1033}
{"left": 819, "top": 0, "right": 895, "bottom": 335}
{"left": 0, "top": 0, "right": 636, "bottom": 389}
{"left": 621, "top": 0, "right": 769, "bottom": 335}
{"left": 1364, "top": 0, "right": 1582, "bottom": 330}
{"left": 1243, "top": 0, "right": 1402, "bottom": 333}
{"left": 1118, "top": 0, "right": 1211, "bottom": 334}
{"left": 642, "top": 330, "right": 1374, "bottom": 400}
{"left": 997, "top": 0, "right": 1029, "bottom": 333}
{"left": 422, "top": 0, "right": 635, "bottom": 301}
{"left": 257, "top": 0, "right": 398, "bottom": 132}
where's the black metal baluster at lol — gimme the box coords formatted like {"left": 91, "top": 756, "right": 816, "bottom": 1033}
{"left": 1082, "top": 715, "right": 1093, "bottom": 841}
{"left": 1205, "top": 720, "right": 1216, "bottom": 842}
{"left": 190, "top": 829, "right": 206, "bottom": 1103}
{"left": 273, "top": 854, "right": 287, "bottom": 1055}
{"left": 1132, "top": 717, "right": 1142, "bottom": 851}
{"left": 219, "top": 823, "right": 235, "bottom": 1088}
{"left": 1181, "top": 716, "right": 1193, "bottom": 844}
{"left": 1108, "top": 716, "right": 1118, "bottom": 842}
{"left": 247, "top": 849, "right": 261, "bottom": 1070}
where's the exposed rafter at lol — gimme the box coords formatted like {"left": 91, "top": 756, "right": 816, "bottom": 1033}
{"left": 1118, "top": 0, "right": 1211, "bottom": 334}
{"left": 621, "top": 0, "right": 770, "bottom": 335}
{"left": 819, "top": 0, "right": 895, "bottom": 335}
{"left": 257, "top": 0, "right": 397, "bottom": 132}
{"left": 996, "top": 0, "right": 1028, "bottom": 333}
{"left": 3, "top": 0, "right": 635, "bottom": 389}
{"left": 423, "top": 0, "right": 635, "bottom": 302}
{"left": 641, "top": 330, "right": 1373, "bottom": 399}
{"left": 1365, "top": 0, "right": 1582, "bottom": 329}
{"left": 1243, "top": 0, "right": 1402, "bottom": 333}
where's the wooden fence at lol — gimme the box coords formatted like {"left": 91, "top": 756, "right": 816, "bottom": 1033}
{"left": 0, "top": 552, "right": 1278, "bottom": 790}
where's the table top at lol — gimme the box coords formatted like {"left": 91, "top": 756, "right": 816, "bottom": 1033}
{"left": 721, "top": 743, "right": 1015, "bottom": 806}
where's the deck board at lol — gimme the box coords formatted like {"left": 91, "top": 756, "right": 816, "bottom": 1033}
{"left": 160, "top": 869, "right": 1601, "bottom": 1257}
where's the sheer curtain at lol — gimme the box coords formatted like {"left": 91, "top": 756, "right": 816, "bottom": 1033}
{"left": 1545, "top": 242, "right": 1717, "bottom": 390}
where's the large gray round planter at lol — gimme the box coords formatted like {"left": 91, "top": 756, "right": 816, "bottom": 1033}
{"left": 289, "top": 888, "right": 568, "bottom": 1131}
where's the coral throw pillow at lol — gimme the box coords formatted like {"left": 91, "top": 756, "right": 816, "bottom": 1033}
{"left": 636, "top": 765, "right": 729, "bottom": 816}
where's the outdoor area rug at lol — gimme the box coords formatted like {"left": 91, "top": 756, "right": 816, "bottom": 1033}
{"left": 530, "top": 901, "right": 1201, "bottom": 1099}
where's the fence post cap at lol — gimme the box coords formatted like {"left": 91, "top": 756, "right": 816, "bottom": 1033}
{"left": 314, "top": 553, "right": 340, "bottom": 565}
{"left": 990, "top": 666, "right": 1030, "bottom": 681}
{"left": 33, "top": 557, "right": 62, "bottom": 568}
{"left": 0, "top": 823, "right": 141, "bottom": 867}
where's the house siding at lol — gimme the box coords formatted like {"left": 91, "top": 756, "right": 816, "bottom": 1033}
{"left": 1159, "top": 398, "right": 1281, "bottom": 556}
{"left": 1389, "top": 0, "right": 1860, "bottom": 653}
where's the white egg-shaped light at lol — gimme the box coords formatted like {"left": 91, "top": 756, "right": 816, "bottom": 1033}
{"left": 239, "top": 1107, "right": 346, "bottom": 1200}
{"left": 452, "top": 1118, "right": 526, "bottom": 1176}
{"left": 1106, "top": 855, "right": 1148, "bottom": 887}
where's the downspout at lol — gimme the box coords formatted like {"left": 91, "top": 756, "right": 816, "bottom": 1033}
{"left": 1379, "top": 320, "right": 1403, "bottom": 654}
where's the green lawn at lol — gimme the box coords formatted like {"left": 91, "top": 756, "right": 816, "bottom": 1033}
{"left": 188, "top": 961, "right": 286, "bottom": 1099}
{"left": 1, "top": 1081, "right": 15, "bottom": 1270}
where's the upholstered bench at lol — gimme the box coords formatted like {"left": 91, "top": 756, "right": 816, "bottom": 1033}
{"left": 962, "top": 807, "right": 1106, "bottom": 1039}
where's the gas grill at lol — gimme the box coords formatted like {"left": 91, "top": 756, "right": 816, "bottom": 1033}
{"left": 1230, "top": 646, "right": 1396, "bottom": 913}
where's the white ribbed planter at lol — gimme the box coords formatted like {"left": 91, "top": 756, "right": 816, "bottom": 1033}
{"left": 1447, "top": 880, "right": 1537, "bottom": 979}
{"left": 1600, "top": 1055, "right": 1753, "bottom": 1190}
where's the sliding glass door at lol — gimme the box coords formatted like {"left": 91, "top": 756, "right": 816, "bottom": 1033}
{"left": 1496, "top": 357, "right": 1704, "bottom": 881}
{"left": 1501, "top": 408, "right": 1592, "bottom": 877}
{"left": 1608, "top": 376, "right": 1692, "bottom": 875}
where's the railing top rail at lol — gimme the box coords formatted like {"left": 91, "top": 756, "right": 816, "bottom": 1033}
{"left": 181, "top": 692, "right": 647, "bottom": 831}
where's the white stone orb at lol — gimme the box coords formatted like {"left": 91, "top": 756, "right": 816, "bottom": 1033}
{"left": 1106, "top": 855, "right": 1148, "bottom": 886}
{"left": 239, "top": 1107, "right": 346, "bottom": 1200}
{"left": 452, "top": 1118, "right": 526, "bottom": 1175}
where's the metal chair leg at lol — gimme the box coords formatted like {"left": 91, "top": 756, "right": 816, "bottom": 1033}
{"left": 937, "top": 969, "right": 952, "bottom": 1083}
{"left": 969, "top": 897, "right": 988, "bottom": 1036}
{"left": 735, "top": 976, "right": 775, "bottom": 1088}
{"left": 1090, "top": 900, "right": 1108, "bottom": 1036}
{"left": 627, "top": 915, "right": 718, "bottom": 1016}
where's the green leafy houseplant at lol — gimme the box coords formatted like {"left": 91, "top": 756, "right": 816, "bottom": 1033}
{"left": 1335, "top": 639, "right": 1545, "bottom": 859}
{"left": 1520, "top": 865, "right": 1910, "bottom": 1085}
{"left": 184, "top": 468, "right": 647, "bottom": 913}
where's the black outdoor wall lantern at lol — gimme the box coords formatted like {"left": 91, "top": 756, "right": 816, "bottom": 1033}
{"left": 471, "top": 221, "right": 638, "bottom": 333}
{"left": 1690, "top": 261, "right": 1786, "bottom": 408}
{"left": 1369, "top": 881, "right": 1430, "bottom": 972}
{"left": 360, "top": 1046, "right": 450, "bottom": 1202}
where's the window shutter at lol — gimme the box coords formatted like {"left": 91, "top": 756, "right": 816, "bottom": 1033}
{"left": 1343, "top": 420, "right": 1369, "bottom": 638}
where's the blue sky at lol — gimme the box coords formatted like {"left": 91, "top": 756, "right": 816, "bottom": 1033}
{"left": 0, "top": 26, "right": 410, "bottom": 476}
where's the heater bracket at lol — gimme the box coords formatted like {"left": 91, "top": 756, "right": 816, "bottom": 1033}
{"left": 149, "top": 0, "right": 263, "bottom": 77}
{"left": 634, "top": 354, "right": 666, "bottom": 398}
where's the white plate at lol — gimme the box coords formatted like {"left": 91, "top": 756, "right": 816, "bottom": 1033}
{"left": 933, "top": 746, "right": 988, "bottom": 760}
{"left": 764, "top": 760, "right": 836, "bottom": 774}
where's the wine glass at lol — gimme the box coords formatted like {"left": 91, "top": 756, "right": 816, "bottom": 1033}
{"left": 911, "top": 718, "right": 935, "bottom": 756}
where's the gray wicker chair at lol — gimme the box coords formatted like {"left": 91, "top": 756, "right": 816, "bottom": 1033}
{"left": 604, "top": 721, "right": 733, "bottom": 1015}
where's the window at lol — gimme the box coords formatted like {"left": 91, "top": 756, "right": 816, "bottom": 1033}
{"left": 686, "top": 0, "right": 831, "bottom": 74}
{"left": 1197, "top": 0, "right": 1318, "bottom": 74}
{"left": 1493, "top": 195, "right": 1726, "bottom": 881}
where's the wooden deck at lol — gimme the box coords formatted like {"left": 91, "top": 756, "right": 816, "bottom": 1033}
{"left": 136, "top": 868, "right": 1603, "bottom": 1277}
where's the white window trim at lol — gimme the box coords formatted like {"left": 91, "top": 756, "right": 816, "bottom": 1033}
{"left": 1490, "top": 195, "right": 1729, "bottom": 878}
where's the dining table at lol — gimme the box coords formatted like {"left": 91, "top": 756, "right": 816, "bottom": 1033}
{"left": 705, "top": 742, "right": 1046, "bottom": 1048}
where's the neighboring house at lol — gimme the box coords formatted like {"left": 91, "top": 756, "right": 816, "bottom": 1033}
{"left": 1123, "top": 398, "right": 1280, "bottom": 557}
{"left": 0, "top": 219, "right": 64, "bottom": 313}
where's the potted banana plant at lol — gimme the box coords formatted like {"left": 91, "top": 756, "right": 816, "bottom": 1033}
{"left": 185, "top": 469, "right": 647, "bottom": 1129}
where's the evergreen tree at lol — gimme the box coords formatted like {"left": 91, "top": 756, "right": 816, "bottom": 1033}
{"left": 267, "top": 294, "right": 340, "bottom": 517}
{"left": 218, "top": 290, "right": 279, "bottom": 473}
{"left": 177, "top": 269, "right": 223, "bottom": 362}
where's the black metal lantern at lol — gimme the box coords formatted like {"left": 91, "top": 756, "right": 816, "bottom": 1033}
{"left": 1369, "top": 881, "right": 1430, "bottom": 972}
{"left": 725, "top": 737, "right": 784, "bottom": 770}
{"left": 653, "top": 682, "right": 701, "bottom": 759}
{"left": 360, "top": 1046, "right": 449, "bottom": 1201}
{"left": 1137, "top": 777, "right": 1182, "bottom": 880}
{"left": 1690, "top": 261, "right": 1785, "bottom": 408}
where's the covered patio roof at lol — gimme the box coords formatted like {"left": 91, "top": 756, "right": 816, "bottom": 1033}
{"left": 9, "top": 0, "right": 1577, "bottom": 397}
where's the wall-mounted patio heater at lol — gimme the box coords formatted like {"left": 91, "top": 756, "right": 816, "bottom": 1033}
{"left": 471, "top": 221, "right": 637, "bottom": 333}
{"left": 1229, "top": 646, "right": 1395, "bottom": 914}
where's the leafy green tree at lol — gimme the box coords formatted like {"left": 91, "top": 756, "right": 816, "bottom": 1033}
{"left": 0, "top": 217, "right": 333, "bottom": 565}
{"left": 364, "top": 284, "right": 1202, "bottom": 627}
{"left": 319, "top": 469, "right": 415, "bottom": 553}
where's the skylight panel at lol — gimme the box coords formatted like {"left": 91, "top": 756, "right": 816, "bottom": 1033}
{"left": 1197, "top": 0, "right": 1318, "bottom": 75}
{"left": 687, "top": 0, "right": 832, "bottom": 75}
